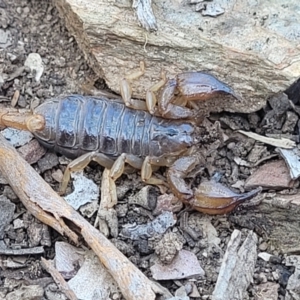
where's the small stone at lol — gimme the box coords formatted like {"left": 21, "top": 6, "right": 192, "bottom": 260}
{"left": 259, "top": 242, "right": 268, "bottom": 251}
{"left": 55, "top": 241, "right": 84, "bottom": 279}
{"left": 64, "top": 171, "right": 99, "bottom": 210}
{"left": 272, "top": 270, "right": 280, "bottom": 281}
{"left": 51, "top": 169, "right": 63, "bottom": 182}
{"left": 24, "top": 53, "right": 44, "bottom": 82}
{"left": 150, "top": 249, "right": 205, "bottom": 280}
{"left": 0, "top": 29, "right": 9, "bottom": 46}
{"left": 128, "top": 186, "right": 157, "bottom": 210}
{"left": 257, "top": 272, "right": 268, "bottom": 283}
{"left": 68, "top": 251, "right": 119, "bottom": 299}
{"left": 255, "top": 282, "right": 279, "bottom": 300}
{"left": 23, "top": 7, "right": 30, "bottom": 14}
{"left": 120, "top": 211, "right": 176, "bottom": 240}
{"left": 37, "top": 152, "right": 59, "bottom": 173}
{"left": 17, "top": 139, "right": 46, "bottom": 164}
{"left": 247, "top": 145, "right": 267, "bottom": 163}
{"left": 0, "top": 198, "right": 15, "bottom": 239}
{"left": 13, "top": 219, "right": 24, "bottom": 229}
{"left": 2, "top": 128, "right": 33, "bottom": 147}
{"left": 154, "top": 232, "right": 183, "bottom": 264}
{"left": 245, "top": 160, "right": 294, "bottom": 190}
{"left": 79, "top": 201, "right": 99, "bottom": 218}
{"left": 3, "top": 186, "right": 18, "bottom": 201}
{"left": 189, "top": 282, "right": 201, "bottom": 298}
{"left": 153, "top": 194, "right": 183, "bottom": 215}
{"left": 59, "top": 156, "right": 72, "bottom": 165}
{"left": 282, "top": 111, "right": 298, "bottom": 133}
{"left": 258, "top": 252, "right": 272, "bottom": 261}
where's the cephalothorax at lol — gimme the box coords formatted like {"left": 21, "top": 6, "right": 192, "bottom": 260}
{"left": 0, "top": 63, "right": 260, "bottom": 214}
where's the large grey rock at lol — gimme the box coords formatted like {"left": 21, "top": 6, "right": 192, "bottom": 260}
{"left": 53, "top": 0, "right": 300, "bottom": 113}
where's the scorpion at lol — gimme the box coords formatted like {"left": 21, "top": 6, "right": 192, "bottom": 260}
{"left": 0, "top": 62, "right": 260, "bottom": 214}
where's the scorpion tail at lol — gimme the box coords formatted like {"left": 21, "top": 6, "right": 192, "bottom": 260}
{"left": 0, "top": 106, "right": 45, "bottom": 132}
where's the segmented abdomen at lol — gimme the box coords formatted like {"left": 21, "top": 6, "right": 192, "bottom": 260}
{"left": 33, "top": 95, "right": 195, "bottom": 158}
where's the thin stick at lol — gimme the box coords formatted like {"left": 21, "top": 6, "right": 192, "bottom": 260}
{"left": 41, "top": 257, "right": 78, "bottom": 300}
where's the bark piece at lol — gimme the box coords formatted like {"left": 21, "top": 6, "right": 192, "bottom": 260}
{"left": 95, "top": 169, "right": 118, "bottom": 238}
{"left": 245, "top": 160, "right": 295, "bottom": 190}
{"left": 285, "top": 255, "right": 300, "bottom": 300}
{"left": 278, "top": 148, "right": 300, "bottom": 180}
{"left": 238, "top": 130, "right": 296, "bottom": 149}
{"left": 255, "top": 282, "right": 279, "bottom": 300}
{"left": 212, "top": 230, "right": 257, "bottom": 300}
{"left": 0, "top": 134, "right": 169, "bottom": 300}
{"left": 5, "top": 284, "right": 44, "bottom": 300}
{"left": 231, "top": 194, "right": 300, "bottom": 254}
{"left": 53, "top": 0, "right": 300, "bottom": 114}
{"left": 0, "top": 246, "right": 44, "bottom": 255}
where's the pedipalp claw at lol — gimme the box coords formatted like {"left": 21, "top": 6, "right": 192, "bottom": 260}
{"left": 192, "top": 180, "right": 262, "bottom": 215}
{"left": 176, "top": 72, "right": 243, "bottom": 102}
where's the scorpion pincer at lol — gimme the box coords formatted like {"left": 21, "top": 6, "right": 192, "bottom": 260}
{"left": 0, "top": 63, "right": 261, "bottom": 214}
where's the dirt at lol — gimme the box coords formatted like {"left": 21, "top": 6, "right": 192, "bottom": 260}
{"left": 0, "top": 0, "right": 299, "bottom": 299}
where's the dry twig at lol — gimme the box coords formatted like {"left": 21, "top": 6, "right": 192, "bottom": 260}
{"left": 41, "top": 257, "right": 78, "bottom": 300}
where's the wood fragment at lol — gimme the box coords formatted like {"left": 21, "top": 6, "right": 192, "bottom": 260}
{"left": 132, "top": 0, "right": 157, "bottom": 31}
{"left": 238, "top": 130, "right": 296, "bottom": 149}
{"left": 0, "top": 246, "right": 44, "bottom": 255}
{"left": 41, "top": 257, "right": 78, "bottom": 300}
{"left": 0, "top": 134, "right": 168, "bottom": 300}
{"left": 11, "top": 90, "right": 20, "bottom": 107}
{"left": 212, "top": 230, "right": 257, "bottom": 300}
{"left": 277, "top": 148, "right": 300, "bottom": 180}
{"left": 95, "top": 169, "right": 118, "bottom": 237}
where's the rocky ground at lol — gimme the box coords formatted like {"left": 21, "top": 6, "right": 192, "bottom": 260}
{"left": 0, "top": 0, "right": 299, "bottom": 299}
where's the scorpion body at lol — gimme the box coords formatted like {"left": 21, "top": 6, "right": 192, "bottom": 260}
{"left": 33, "top": 95, "right": 197, "bottom": 159}
{"left": 0, "top": 69, "right": 261, "bottom": 214}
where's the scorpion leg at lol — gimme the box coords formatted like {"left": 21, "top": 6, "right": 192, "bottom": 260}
{"left": 140, "top": 156, "right": 173, "bottom": 186}
{"left": 145, "top": 70, "right": 167, "bottom": 114}
{"left": 59, "top": 152, "right": 115, "bottom": 195}
{"left": 120, "top": 61, "right": 148, "bottom": 111}
{"left": 110, "top": 153, "right": 166, "bottom": 186}
{"left": 110, "top": 153, "right": 144, "bottom": 180}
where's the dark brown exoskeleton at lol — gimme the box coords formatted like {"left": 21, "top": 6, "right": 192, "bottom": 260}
{"left": 0, "top": 63, "right": 260, "bottom": 214}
